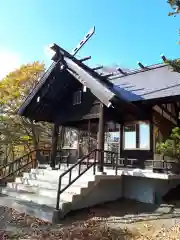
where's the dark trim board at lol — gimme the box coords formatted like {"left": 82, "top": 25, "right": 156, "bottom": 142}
{"left": 137, "top": 95, "right": 180, "bottom": 106}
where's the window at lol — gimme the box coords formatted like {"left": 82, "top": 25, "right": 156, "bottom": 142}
{"left": 139, "top": 122, "right": 150, "bottom": 149}
{"left": 123, "top": 122, "right": 150, "bottom": 150}
{"left": 73, "top": 90, "right": 82, "bottom": 105}
{"left": 124, "top": 124, "right": 136, "bottom": 149}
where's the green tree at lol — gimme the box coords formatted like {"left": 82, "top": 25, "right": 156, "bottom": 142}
{"left": 156, "top": 126, "right": 180, "bottom": 159}
{"left": 167, "top": 1, "right": 180, "bottom": 72}
{"left": 0, "top": 62, "right": 54, "bottom": 164}
{"left": 168, "top": 0, "right": 180, "bottom": 16}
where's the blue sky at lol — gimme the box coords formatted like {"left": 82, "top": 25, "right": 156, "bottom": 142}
{"left": 0, "top": 0, "right": 179, "bottom": 80}
{"left": 0, "top": 0, "right": 179, "bottom": 148}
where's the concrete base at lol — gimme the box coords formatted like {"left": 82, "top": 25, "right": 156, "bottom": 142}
{"left": 123, "top": 176, "right": 180, "bottom": 204}
{"left": 1, "top": 163, "right": 180, "bottom": 222}
{"left": 52, "top": 209, "right": 64, "bottom": 223}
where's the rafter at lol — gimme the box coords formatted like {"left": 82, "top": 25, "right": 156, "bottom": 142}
{"left": 79, "top": 56, "right": 91, "bottom": 62}
{"left": 153, "top": 104, "right": 177, "bottom": 125}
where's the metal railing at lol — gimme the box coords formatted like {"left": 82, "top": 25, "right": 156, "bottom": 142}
{"left": 113, "top": 157, "right": 180, "bottom": 174}
{"left": 0, "top": 149, "right": 57, "bottom": 180}
{"left": 56, "top": 149, "right": 119, "bottom": 210}
{"left": 145, "top": 159, "right": 180, "bottom": 174}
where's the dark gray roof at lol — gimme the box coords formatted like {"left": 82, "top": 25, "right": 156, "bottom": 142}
{"left": 109, "top": 64, "right": 180, "bottom": 102}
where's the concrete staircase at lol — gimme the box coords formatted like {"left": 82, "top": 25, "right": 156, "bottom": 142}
{"left": 0, "top": 164, "right": 122, "bottom": 222}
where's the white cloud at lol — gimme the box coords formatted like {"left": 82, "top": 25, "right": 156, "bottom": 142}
{"left": 44, "top": 45, "right": 55, "bottom": 59}
{"left": 0, "top": 48, "right": 21, "bottom": 80}
{"left": 42, "top": 45, "right": 54, "bottom": 68}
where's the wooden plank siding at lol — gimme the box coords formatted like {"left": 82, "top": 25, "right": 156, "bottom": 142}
{"left": 153, "top": 102, "right": 178, "bottom": 126}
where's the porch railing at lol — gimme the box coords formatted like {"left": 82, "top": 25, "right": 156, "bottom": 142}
{"left": 145, "top": 159, "right": 180, "bottom": 174}
{"left": 113, "top": 157, "right": 180, "bottom": 174}
{"left": 0, "top": 149, "right": 60, "bottom": 180}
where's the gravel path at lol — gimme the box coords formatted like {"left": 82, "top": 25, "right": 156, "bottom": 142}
{"left": 1, "top": 199, "right": 180, "bottom": 239}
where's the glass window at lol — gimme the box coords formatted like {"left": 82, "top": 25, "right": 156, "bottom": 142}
{"left": 139, "top": 122, "right": 150, "bottom": 149}
{"left": 124, "top": 124, "right": 136, "bottom": 149}
{"left": 123, "top": 122, "right": 150, "bottom": 150}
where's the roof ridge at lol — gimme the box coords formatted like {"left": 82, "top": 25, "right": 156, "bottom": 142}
{"left": 108, "top": 63, "right": 166, "bottom": 80}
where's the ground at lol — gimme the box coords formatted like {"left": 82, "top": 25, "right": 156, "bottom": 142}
{"left": 1, "top": 199, "right": 180, "bottom": 239}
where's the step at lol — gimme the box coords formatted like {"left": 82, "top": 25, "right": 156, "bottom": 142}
{"left": 30, "top": 168, "right": 95, "bottom": 177}
{"left": 1, "top": 188, "right": 74, "bottom": 206}
{"left": 24, "top": 172, "right": 94, "bottom": 181}
{"left": 15, "top": 177, "right": 59, "bottom": 189}
{"left": 0, "top": 194, "right": 54, "bottom": 222}
{"left": 31, "top": 167, "right": 116, "bottom": 178}
{"left": 14, "top": 177, "right": 90, "bottom": 192}
{"left": 6, "top": 182, "right": 86, "bottom": 195}
{"left": 29, "top": 167, "right": 94, "bottom": 175}
{"left": 21, "top": 173, "right": 95, "bottom": 184}
{"left": 31, "top": 165, "right": 96, "bottom": 173}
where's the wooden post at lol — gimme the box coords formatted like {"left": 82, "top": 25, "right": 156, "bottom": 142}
{"left": 88, "top": 119, "right": 91, "bottom": 152}
{"left": 136, "top": 123, "right": 140, "bottom": 149}
{"left": 120, "top": 123, "right": 124, "bottom": 157}
{"left": 77, "top": 130, "right": 80, "bottom": 159}
{"left": 149, "top": 114, "right": 154, "bottom": 159}
{"left": 50, "top": 123, "right": 59, "bottom": 169}
{"left": 97, "top": 103, "right": 105, "bottom": 172}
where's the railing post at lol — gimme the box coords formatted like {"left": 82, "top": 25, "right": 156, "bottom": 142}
{"left": 165, "top": 161, "right": 168, "bottom": 174}
{"left": 113, "top": 153, "right": 116, "bottom": 169}
{"left": 93, "top": 150, "right": 97, "bottom": 175}
{"left": 97, "top": 103, "right": 105, "bottom": 172}
{"left": 56, "top": 177, "right": 62, "bottom": 210}
{"left": 69, "top": 170, "right": 72, "bottom": 183}
{"left": 115, "top": 154, "right": 118, "bottom": 175}
{"left": 124, "top": 156, "right": 128, "bottom": 167}
{"left": 79, "top": 162, "right": 81, "bottom": 175}
{"left": 50, "top": 124, "right": 60, "bottom": 169}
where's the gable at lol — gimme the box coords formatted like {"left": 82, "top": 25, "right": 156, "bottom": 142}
{"left": 18, "top": 47, "right": 140, "bottom": 122}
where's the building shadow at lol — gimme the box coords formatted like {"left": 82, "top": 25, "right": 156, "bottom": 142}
{"left": 59, "top": 198, "right": 178, "bottom": 227}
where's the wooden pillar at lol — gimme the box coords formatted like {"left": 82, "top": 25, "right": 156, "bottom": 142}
{"left": 88, "top": 119, "right": 91, "bottom": 152}
{"left": 50, "top": 123, "right": 59, "bottom": 168}
{"left": 174, "top": 103, "right": 180, "bottom": 126}
{"left": 77, "top": 130, "right": 80, "bottom": 158}
{"left": 149, "top": 114, "right": 154, "bottom": 159}
{"left": 120, "top": 123, "right": 124, "bottom": 157}
{"left": 135, "top": 123, "right": 140, "bottom": 149}
{"left": 97, "top": 103, "right": 105, "bottom": 172}
{"left": 59, "top": 126, "right": 65, "bottom": 149}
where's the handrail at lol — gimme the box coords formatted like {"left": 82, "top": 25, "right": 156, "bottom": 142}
{"left": 145, "top": 159, "right": 179, "bottom": 173}
{"left": 56, "top": 148, "right": 97, "bottom": 210}
{"left": 0, "top": 148, "right": 52, "bottom": 170}
{"left": 0, "top": 148, "right": 61, "bottom": 180}
{"left": 0, "top": 149, "right": 37, "bottom": 171}
{"left": 56, "top": 148, "right": 119, "bottom": 210}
